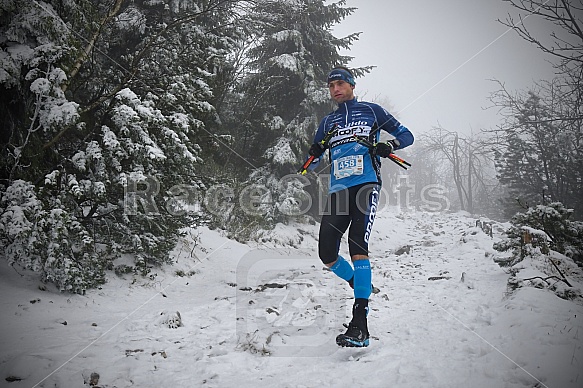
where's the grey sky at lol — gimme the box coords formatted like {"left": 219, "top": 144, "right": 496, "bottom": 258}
{"left": 332, "top": 0, "right": 557, "bottom": 135}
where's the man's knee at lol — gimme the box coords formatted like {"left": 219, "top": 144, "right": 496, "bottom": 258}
{"left": 351, "top": 254, "right": 368, "bottom": 262}
{"left": 319, "top": 249, "right": 338, "bottom": 266}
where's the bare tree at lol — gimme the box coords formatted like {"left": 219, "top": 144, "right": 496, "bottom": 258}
{"left": 419, "top": 126, "right": 497, "bottom": 214}
{"left": 499, "top": 0, "right": 583, "bottom": 75}
{"left": 486, "top": 0, "right": 583, "bottom": 218}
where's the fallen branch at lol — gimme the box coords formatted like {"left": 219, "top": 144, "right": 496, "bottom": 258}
{"left": 523, "top": 275, "right": 571, "bottom": 287}
{"left": 548, "top": 258, "right": 573, "bottom": 287}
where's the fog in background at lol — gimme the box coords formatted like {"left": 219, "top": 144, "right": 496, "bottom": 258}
{"left": 332, "top": 0, "right": 557, "bottom": 134}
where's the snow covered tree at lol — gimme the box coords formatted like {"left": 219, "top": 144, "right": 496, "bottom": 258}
{"left": 227, "top": 0, "right": 354, "bottom": 166}
{"left": 0, "top": 0, "right": 369, "bottom": 288}
{"left": 0, "top": 0, "right": 240, "bottom": 291}
{"left": 494, "top": 202, "right": 583, "bottom": 268}
{"left": 491, "top": 85, "right": 582, "bottom": 219}
{"left": 490, "top": 0, "right": 583, "bottom": 220}
{"left": 216, "top": 0, "right": 369, "bottom": 234}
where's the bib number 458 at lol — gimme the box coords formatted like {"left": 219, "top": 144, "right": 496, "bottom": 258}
{"left": 334, "top": 155, "right": 364, "bottom": 179}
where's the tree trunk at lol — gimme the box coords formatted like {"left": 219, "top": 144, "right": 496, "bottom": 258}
{"left": 468, "top": 149, "right": 473, "bottom": 214}
{"left": 62, "top": 0, "right": 125, "bottom": 94}
{"left": 453, "top": 134, "right": 465, "bottom": 211}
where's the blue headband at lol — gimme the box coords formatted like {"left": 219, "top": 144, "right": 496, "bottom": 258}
{"left": 327, "top": 69, "right": 355, "bottom": 86}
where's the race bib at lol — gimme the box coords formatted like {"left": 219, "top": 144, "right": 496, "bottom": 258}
{"left": 333, "top": 155, "right": 364, "bottom": 179}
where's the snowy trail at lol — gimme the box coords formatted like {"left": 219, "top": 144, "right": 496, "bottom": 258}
{"left": 1, "top": 211, "right": 581, "bottom": 388}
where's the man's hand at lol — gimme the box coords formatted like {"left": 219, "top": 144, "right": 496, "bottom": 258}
{"left": 373, "top": 140, "right": 398, "bottom": 158}
{"left": 309, "top": 143, "right": 326, "bottom": 158}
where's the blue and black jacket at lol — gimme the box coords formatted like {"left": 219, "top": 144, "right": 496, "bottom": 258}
{"left": 312, "top": 97, "right": 414, "bottom": 193}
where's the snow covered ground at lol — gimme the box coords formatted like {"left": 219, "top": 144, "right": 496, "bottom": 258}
{"left": 1, "top": 210, "right": 582, "bottom": 388}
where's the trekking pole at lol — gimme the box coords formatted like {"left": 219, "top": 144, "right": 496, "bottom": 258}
{"left": 298, "top": 155, "right": 317, "bottom": 176}
{"left": 387, "top": 153, "right": 411, "bottom": 168}
{"left": 298, "top": 125, "right": 338, "bottom": 175}
{"left": 353, "top": 136, "right": 411, "bottom": 170}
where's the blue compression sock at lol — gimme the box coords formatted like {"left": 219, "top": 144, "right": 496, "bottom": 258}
{"left": 353, "top": 259, "right": 372, "bottom": 300}
{"left": 330, "top": 256, "right": 354, "bottom": 282}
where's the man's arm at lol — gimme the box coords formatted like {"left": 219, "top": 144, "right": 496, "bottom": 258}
{"left": 312, "top": 116, "right": 329, "bottom": 144}
{"left": 390, "top": 124, "right": 414, "bottom": 149}
{"left": 370, "top": 103, "right": 414, "bottom": 149}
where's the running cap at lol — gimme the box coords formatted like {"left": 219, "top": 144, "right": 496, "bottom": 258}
{"left": 327, "top": 68, "right": 355, "bottom": 86}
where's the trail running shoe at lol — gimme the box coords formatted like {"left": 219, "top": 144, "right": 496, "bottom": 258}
{"left": 336, "top": 322, "right": 370, "bottom": 347}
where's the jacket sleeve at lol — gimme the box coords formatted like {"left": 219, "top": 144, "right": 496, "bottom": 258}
{"left": 391, "top": 124, "right": 414, "bottom": 150}
{"left": 372, "top": 104, "right": 414, "bottom": 150}
{"left": 313, "top": 116, "right": 328, "bottom": 144}
{"left": 305, "top": 116, "right": 329, "bottom": 170}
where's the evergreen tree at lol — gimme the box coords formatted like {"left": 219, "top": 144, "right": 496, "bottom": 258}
{"left": 217, "top": 0, "right": 369, "bottom": 235}
{"left": 495, "top": 90, "right": 581, "bottom": 219}
{"left": 0, "top": 0, "right": 238, "bottom": 291}
{"left": 0, "top": 0, "right": 369, "bottom": 289}
{"left": 494, "top": 202, "right": 583, "bottom": 267}
{"left": 492, "top": 0, "right": 583, "bottom": 221}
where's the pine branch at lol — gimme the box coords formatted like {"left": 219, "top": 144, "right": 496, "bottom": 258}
{"left": 63, "top": 0, "right": 125, "bottom": 94}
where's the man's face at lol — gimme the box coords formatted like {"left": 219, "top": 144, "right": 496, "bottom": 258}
{"left": 328, "top": 79, "right": 355, "bottom": 103}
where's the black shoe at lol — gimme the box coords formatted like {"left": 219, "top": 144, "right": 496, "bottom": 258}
{"left": 336, "top": 298, "right": 370, "bottom": 347}
{"left": 336, "top": 322, "right": 370, "bottom": 347}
